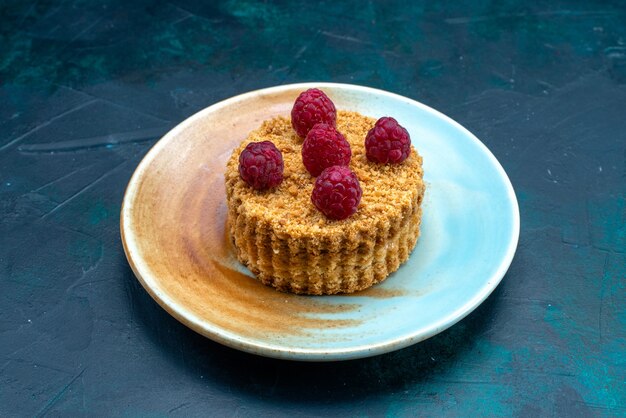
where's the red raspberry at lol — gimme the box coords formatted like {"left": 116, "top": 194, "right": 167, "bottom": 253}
{"left": 291, "top": 88, "right": 337, "bottom": 138}
{"left": 311, "top": 166, "right": 362, "bottom": 220}
{"left": 238, "top": 141, "right": 284, "bottom": 190}
{"left": 365, "top": 117, "right": 411, "bottom": 164}
{"left": 302, "top": 123, "right": 351, "bottom": 177}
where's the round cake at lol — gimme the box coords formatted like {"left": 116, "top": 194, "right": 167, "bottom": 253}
{"left": 225, "top": 110, "right": 425, "bottom": 295}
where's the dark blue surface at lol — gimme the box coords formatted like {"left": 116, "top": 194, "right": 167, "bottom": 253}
{"left": 1, "top": 1, "right": 625, "bottom": 416}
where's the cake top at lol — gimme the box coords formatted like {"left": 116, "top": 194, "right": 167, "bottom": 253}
{"left": 225, "top": 111, "right": 424, "bottom": 238}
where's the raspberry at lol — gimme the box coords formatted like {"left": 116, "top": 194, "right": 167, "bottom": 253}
{"left": 365, "top": 117, "right": 411, "bottom": 164}
{"left": 291, "top": 88, "right": 337, "bottom": 138}
{"left": 238, "top": 141, "right": 284, "bottom": 190}
{"left": 311, "top": 166, "right": 362, "bottom": 220}
{"left": 302, "top": 123, "right": 351, "bottom": 177}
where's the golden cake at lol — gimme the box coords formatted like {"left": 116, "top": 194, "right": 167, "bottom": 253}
{"left": 224, "top": 110, "right": 425, "bottom": 295}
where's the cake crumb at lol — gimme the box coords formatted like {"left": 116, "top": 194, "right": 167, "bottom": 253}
{"left": 225, "top": 111, "right": 424, "bottom": 236}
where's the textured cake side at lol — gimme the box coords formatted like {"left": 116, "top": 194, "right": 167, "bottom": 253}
{"left": 226, "top": 187, "right": 423, "bottom": 295}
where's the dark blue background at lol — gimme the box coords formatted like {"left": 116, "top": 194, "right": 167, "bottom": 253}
{"left": 1, "top": 1, "right": 624, "bottom": 416}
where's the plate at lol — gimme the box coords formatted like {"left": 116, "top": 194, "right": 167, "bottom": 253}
{"left": 121, "top": 83, "right": 520, "bottom": 361}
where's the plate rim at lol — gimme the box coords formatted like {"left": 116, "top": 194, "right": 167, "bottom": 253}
{"left": 120, "top": 82, "right": 521, "bottom": 361}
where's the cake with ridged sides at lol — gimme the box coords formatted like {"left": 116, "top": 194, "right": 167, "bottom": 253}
{"left": 224, "top": 107, "right": 425, "bottom": 295}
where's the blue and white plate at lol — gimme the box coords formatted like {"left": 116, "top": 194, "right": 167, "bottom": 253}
{"left": 121, "top": 83, "right": 520, "bottom": 361}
